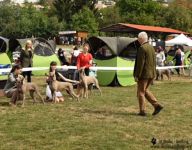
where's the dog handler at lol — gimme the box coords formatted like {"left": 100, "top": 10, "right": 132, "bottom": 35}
{"left": 3, "top": 65, "right": 23, "bottom": 106}
{"left": 134, "top": 32, "right": 163, "bottom": 116}
{"left": 77, "top": 43, "right": 93, "bottom": 76}
{"left": 20, "top": 40, "right": 33, "bottom": 82}
{"left": 46, "top": 61, "right": 79, "bottom": 102}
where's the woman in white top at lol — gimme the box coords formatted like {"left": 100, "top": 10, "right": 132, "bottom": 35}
{"left": 178, "top": 48, "right": 186, "bottom": 76}
{"left": 46, "top": 61, "right": 79, "bottom": 102}
{"left": 156, "top": 46, "right": 165, "bottom": 67}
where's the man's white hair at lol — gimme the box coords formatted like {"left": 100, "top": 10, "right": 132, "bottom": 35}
{"left": 138, "top": 32, "right": 148, "bottom": 42}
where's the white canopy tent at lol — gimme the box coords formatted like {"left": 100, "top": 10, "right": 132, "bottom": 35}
{"left": 165, "top": 34, "right": 192, "bottom": 46}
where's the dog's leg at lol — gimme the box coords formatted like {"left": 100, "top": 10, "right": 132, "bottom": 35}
{"left": 68, "top": 85, "right": 80, "bottom": 102}
{"left": 35, "top": 91, "right": 45, "bottom": 104}
{"left": 85, "top": 85, "right": 88, "bottom": 99}
{"left": 71, "top": 92, "right": 79, "bottom": 102}
{"left": 88, "top": 84, "right": 94, "bottom": 96}
{"left": 95, "top": 80, "right": 102, "bottom": 96}
{"left": 21, "top": 94, "right": 26, "bottom": 107}
{"left": 168, "top": 71, "right": 171, "bottom": 81}
{"left": 53, "top": 91, "right": 57, "bottom": 103}
{"left": 30, "top": 90, "right": 36, "bottom": 104}
{"left": 161, "top": 74, "right": 163, "bottom": 81}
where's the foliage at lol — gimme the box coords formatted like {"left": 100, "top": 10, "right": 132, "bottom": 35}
{"left": 53, "top": 0, "right": 98, "bottom": 23}
{"left": 71, "top": 7, "right": 99, "bottom": 36}
{"left": 116, "top": 0, "right": 163, "bottom": 26}
{"left": 1, "top": 0, "right": 192, "bottom": 38}
{"left": 114, "top": 0, "right": 192, "bottom": 34}
{"left": 98, "top": 6, "right": 122, "bottom": 28}
{"left": 0, "top": 4, "right": 65, "bottom": 38}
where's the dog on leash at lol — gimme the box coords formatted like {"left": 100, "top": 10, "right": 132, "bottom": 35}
{"left": 156, "top": 69, "right": 171, "bottom": 81}
{"left": 16, "top": 75, "right": 45, "bottom": 107}
{"left": 46, "top": 73, "right": 79, "bottom": 102}
{"left": 78, "top": 68, "right": 102, "bottom": 98}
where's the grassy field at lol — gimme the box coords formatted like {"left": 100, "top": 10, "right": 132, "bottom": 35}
{"left": 0, "top": 76, "right": 192, "bottom": 150}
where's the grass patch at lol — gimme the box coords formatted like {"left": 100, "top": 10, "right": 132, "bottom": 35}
{"left": 0, "top": 76, "right": 192, "bottom": 150}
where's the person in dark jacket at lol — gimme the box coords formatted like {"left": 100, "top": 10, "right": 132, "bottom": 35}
{"left": 20, "top": 40, "right": 33, "bottom": 82}
{"left": 58, "top": 48, "right": 69, "bottom": 66}
{"left": 173, "top": 48, "right": 182, "bottom": 76}
{"left": 134, "top": 32, "right": 163, "bottom": 116}
{"left": 3, "top": 65, "right": 22, "bottom": 106}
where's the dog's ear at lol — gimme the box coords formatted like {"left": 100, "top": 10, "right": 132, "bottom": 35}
{"left": 17, "top": 75, "right": 24, "bottom": 82}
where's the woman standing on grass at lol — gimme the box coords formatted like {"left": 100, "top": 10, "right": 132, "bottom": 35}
{"left": 173, "top": 48, "right": 182, "bottom": 76}
{"left": 46, "top": 61, "right": 79, "bottom": 102}
{"left": 77, "top": 43, "right": 93, "bottom": 76}
{"left": 20, "top": 40, "right": 33, "bottom": 82}
{"left": 3, "top": 65, "right": 22, "bottom": 106}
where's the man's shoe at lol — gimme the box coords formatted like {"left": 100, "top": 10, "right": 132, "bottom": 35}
{"left": 152, "top": 105, "right": 163, "bottom": 116}
{"left": 137, "top": 112, "right": 146, "bottom": 116}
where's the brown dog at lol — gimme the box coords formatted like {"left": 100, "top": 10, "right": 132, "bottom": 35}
{"left": 78, "top": 69, "right": 102, "bottom": 98}
{"left": 47, "top": 73, "right": 79, "bottom": 102}
{"left": 16, "top": 75, "right": 45, "bottom": 107}
{"left": 156, "top": 69, "right": 171, "bottom": 81}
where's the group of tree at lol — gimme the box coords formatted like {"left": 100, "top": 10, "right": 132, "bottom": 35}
{"left": 0, "top": 2, "right": 64, "bottom": 38}
{"left": 100, "top": 0, "right": 192, "bottom": 34}
{"left": 0, "top": 0, "right": 192, "bottom": 38}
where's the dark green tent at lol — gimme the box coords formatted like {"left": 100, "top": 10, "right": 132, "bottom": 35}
{"left": 7, "top": 38, "right": 59, "bottom": 75}
{"left": 31, "top": 38, "right": 60, "bottom": 75}
{"left": 88, "top": 36, "right": 138, "bottom": 86}
{"left": 0, "top": 36, "right": 11, "bottom": 80}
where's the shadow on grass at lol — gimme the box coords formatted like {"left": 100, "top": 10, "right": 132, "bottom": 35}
{"left": 80, "top": 108, "right": 139, "bottom": 117}
{"left": 0, "top": 101, "right": 9, "bottom": 106}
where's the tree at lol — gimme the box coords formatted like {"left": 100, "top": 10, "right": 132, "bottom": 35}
{"left": 163, "top": 4, "right": 192, "bottom": 33}
{"left": 53, "top": 0, "right": 98, "bottom": 24}
{"left": 71, "top": 6, "right": 99, "bottom": 36}
{"left": 0, "top": 4, "right": 65, "bottom": 38}
{"left": 98, "top": 6, "right": 122, "bottom": 28}
{"left": 116, "top": 0, "right": 163, "bottom": 26}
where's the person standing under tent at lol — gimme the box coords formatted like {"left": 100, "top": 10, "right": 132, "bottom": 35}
{"left": 156, "top": 46, "right": 165, "bottom": 67}
{"left": 20, "top": 40, "right": 33, "bottom": 82}
{"left": 71, "top": 46, "right": 80, "bottom": 80}
{"left": 187, "top": 49, "right": 192, "bottom": 77}
{"left": 180, "top": 48, "right": 186, "bottom": 76}
{"left": 173, "top": 48, "right": 182, "bottom": 76}
{"left": 134, "top": 32, "right": 163, "bottom": 116}
{"left": 58, "top": 48, "right": 69, "bottom": 66}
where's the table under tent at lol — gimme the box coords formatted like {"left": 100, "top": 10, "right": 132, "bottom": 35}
{"left": 88, "top": 36, "right": 139, "bottom": 86}
{"left": 8, "top": 37, "right": 60, "bottom": 75}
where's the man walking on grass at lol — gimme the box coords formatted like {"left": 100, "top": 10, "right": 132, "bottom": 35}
{"left": 134, "top": 32, "right": 163, "bottom": 116}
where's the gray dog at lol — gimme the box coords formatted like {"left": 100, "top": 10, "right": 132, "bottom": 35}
{"left": 156, "top": 69, "right": 171, "bottom": 81}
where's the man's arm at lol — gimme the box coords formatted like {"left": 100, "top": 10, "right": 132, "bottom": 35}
{"left": 135, "top": 48, "right": 146, "bottom": 79}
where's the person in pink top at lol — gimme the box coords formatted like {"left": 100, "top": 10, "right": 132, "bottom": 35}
{"left": 77, "top": 43, "right": 93, "bottom": 76}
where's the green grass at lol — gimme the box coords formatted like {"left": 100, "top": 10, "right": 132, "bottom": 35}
{"left": 0, "top": 76, "right": 192, "bottom": 150}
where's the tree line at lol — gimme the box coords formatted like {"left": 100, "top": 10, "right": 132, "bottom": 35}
{"left": 0, "top": 0, "right": 192, "bottom": 38}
